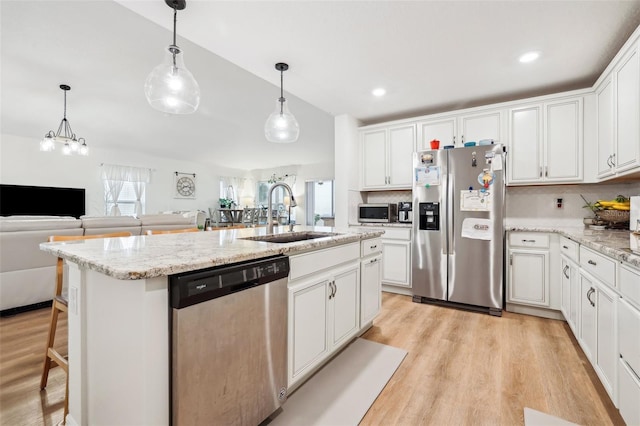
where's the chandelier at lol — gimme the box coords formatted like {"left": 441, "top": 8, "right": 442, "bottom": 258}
{"left": 40, "top": 84, "right": 88, "bottom": 156}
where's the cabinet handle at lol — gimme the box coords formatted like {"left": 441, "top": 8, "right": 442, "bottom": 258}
{"left": 369, "top": 258, "right": 378, "bottom": 264}
{"left": 461, "top": 135, "right": 464, "bottom": 145}
{"left": 563, "top": 265, "right": 570, "bottom": 279}
{"left": 328, "top": 281, "right": 334, "bottom": 299}
{"left": 587, "top": 287, "right": 595, "bottom": 307}
{"left": 453, "top": 136, "right": 456, "bottom": 145}
{"left": 522, "top": 239, "right": 536, "bottom": 243}
{"left": 562, "top": 245, "right": 569, "bottom": 249}
{"left": 370, "top": 245, "right": 377, "bottom": 249}
{"left": 545, "top": 166, "right": 548, "bottom": 178}
{"left": 607, "top": 155, "right": 612, "bottom": 167}
{"left": 611, "top": 153, "right": 616, "bottom": 167}
{"left": 333, "top": 281, "right": 338, "bottom": 298}
{"left": 588, "top": 259, "right": 597, "bottom": 266}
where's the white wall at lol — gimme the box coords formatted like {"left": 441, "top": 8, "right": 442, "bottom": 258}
{"left": 0, "top": 133, "right": 246, "bottom": 216}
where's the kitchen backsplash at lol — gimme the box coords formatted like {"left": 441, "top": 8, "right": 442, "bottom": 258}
{"left": 365, "top": 190, "right": 412, "bottom": 204}
{"left": 506, "top": 182, "right": 640, "bottom": 226}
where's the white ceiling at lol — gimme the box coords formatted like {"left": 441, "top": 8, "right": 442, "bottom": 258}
{"left": 3, "top": 1, "right": 640, "bottom": 171}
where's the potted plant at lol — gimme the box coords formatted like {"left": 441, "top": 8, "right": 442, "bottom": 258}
{"left": 219, "top": 198, "right": 232, "bottom": 208}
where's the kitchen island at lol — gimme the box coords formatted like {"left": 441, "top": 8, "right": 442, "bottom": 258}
{"left": 39, "top": 226, "right": 384, "bottom": 426}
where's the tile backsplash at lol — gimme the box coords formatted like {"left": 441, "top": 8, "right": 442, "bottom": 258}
{"left": 506, "top": 182, "right": 640, "bottom": 226}
{"left": 365, "top": 190, "right": 412, "bottom": 204}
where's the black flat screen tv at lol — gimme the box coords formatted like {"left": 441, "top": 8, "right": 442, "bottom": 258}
{"left": 0, "top": 184, "right": 86, "bottom": 218}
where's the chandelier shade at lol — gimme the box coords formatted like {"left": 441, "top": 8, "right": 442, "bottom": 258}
{"left": 40, "top": 84, "right": 88, "bottom": 156}
{"left": 145, "top": 0, "right": 200, "bottom": 114}
{"left": 265, "top": 62, "right": 300, "bottom": 143}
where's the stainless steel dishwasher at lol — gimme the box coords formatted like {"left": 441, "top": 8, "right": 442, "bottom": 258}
{"left": 169, "top": 255, "right": 290, "bottom": 425}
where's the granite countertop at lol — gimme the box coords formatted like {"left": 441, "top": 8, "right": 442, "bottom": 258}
{"left": 350, "top": 222, "right": 413, "bottom": 228}
{"left": 506, "top": 224, "right": 640, "bottom": 269}
{"left": 39, "top": 226, "right": 384, "bottom": 280}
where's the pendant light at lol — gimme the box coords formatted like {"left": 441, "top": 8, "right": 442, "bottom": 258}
{"left": 144, "top": 0, "right": 200, "bottom": 114}
{"left": 264, "top": 63, "right": 300, "bottom": 143}
{"left": 40, "top": 84, "right": 88, "bottom": 156}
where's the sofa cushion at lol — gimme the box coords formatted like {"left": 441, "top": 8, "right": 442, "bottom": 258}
{"left": 81, "top": 216, "right": 141, "bottom": 228}
{"left": 140, "top": 214, "right": 193, "bottom": 226}
{"left": 0, "top": 217, "right": 81, "bottom": 232}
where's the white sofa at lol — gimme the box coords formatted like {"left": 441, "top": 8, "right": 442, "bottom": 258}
{"left": 0, "top": 211, "right": 206, "bottom": 314}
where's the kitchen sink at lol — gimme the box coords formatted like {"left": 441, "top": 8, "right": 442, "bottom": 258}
{"left": 240, "top": 231, "right": 340, "bottom": 244}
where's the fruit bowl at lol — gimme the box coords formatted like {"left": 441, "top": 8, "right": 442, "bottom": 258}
{"left": 596, "top": 209, "right": 630, "bottom": 223}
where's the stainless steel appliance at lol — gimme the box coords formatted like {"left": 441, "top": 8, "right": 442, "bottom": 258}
{"left": 358, "top": 203, "right": 398, "bottom": 223}
{"left": 412, "top": 144, "right": 505, "bottom": 316}
{"left": 398, "top": 201, "right": 413, "bottom": 223}
{"left": 170, "top": 255, "right": 290, "bottom": 425}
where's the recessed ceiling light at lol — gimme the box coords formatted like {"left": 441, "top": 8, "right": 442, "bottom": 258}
{"left": 372, "top": 88, "right": 386, "bottom": 97}
{"left": 519, "top": 51, "right": 540, "bottom": 63}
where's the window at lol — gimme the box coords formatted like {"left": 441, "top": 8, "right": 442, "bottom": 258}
{"left": 305, "top": 180, "right": 334, "bottom": 225}
{"left": 104, "top": 181, "right": 144, "bottom": 216}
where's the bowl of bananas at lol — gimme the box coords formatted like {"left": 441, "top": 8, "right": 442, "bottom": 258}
{"left": 594, "top": 195, "right": 631, "bottom": 223}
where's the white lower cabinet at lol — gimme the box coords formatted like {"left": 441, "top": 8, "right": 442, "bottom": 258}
{"left": 509, "top": 249, "right": 549, "bottom": 306}
{"left": 288, "top": 260, "right": 360, "bottom": 388}
{"left": 560, "top": 255, "right": 579, "bottom": 333}
{"left": 382, "top": 239, "right": 411, "bottom": 287}
{"left": 595, "top": 282, "right": 617, "bottom": 403}
{"left": 360, "top": 238, "right": 382, "bottom": 325}
{"left": 578, "top": 272, "right": 597, "bottom": 362}
{"left": 618, "top": 358, "right": 640, "bottom": 426}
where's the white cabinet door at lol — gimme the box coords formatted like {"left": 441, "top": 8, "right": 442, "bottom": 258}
{"left": 560, "top": 256, "right": 571, "bottom": 321}
{"left": 417, "top": 118, "right": 457, "bottom": 150}
{"left": 596, "top": 77, "right": 615, "bottom": 178}
{"left": 361, "top": 129, "right": 387, "bottom": 189}
{"left": 290, "top": 279, "right": 329, "bottom": 380}
{"left": 508, "top": 249, "right": 550, "bottom": 307}
{"left": 458, "top": 110, "right": 503, "bottom": 145}
{"left": 388, "top": 124, "right": 416, "bottom": 188}
{"left": 569, "top": 260, "right": 580, "bottom": 332}
{"left": 544, "top": 98, "right": 583, "bottom": 182}
{"left": 331, "top": 265, "right": 360, "bottom": 348}
{"left": 596, "top": 282, "right": 617, "bottom": 403}
{"left": 615, "top": 45, "right": 640, "bottom": 173}
{"left": 618, "top": 358, "right": 640, "bottom": 426}
{"left": 509, "top": 105, "right": 543, "bottom": 183}
{"left": 579, "top": 272, "right": 597, "bottom": 362}
{"left": 382, "top": 240, "right": 411, "bottom": 287}
{"left": 361, "top": 255, "right": 382, "bottom": 325}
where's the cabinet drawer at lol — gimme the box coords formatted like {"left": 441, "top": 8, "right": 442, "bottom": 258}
{"left": 618, "top": 358, "right": 640, "bottom": 426}
{"left": 559, "top": 236, "right": 579, "bottom": 263}
{"left": 579, "top": 246, "right": 616, "bottom": 288}
{"left": 508, "top": 232, "right": 550, "bottom": 248}
{"left": 620, "top": 264, "right": 640, "bottom": 309}
{"left": 619, "top": 298, "right": 640, "bottom": 378}
{"left": 361, "top": 238, "right": 382, "bottom": 257}
{"left": 290, "top": 243, "right": 359, "bottom": 281}
{"left": 380, "top": 227, "right": 411, "bottom": 241}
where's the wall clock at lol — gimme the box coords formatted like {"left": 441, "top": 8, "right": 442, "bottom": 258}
{"left": 174, "top": 172, "right": 197, "bottom": 199}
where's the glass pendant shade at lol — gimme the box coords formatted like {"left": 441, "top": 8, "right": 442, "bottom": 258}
{"left": 40, "top": 133, "right": 56, "bottom": 152}
{"left": 264, "top": 98, "right": 300, "bottom": 143}
{"left": 145, "top": 45, "right": 200, "bottom": 114}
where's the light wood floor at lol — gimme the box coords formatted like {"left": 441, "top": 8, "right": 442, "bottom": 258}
{"left": 360, "top": 293, "right": 624, "bottom": 426}
{"left": 0, "top": 294, "right": 624, "bottom": 426}
{"left": 0, "top": 308, "right": 67, "bottom": 426}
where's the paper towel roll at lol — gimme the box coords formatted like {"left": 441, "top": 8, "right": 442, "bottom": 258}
{"left": 631, "top": 196, "right": 640, "bottom": 231}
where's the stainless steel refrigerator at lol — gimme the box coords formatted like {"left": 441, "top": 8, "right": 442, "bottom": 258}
{"left": 411, "top": 144, "right": 505, "bottom": 316}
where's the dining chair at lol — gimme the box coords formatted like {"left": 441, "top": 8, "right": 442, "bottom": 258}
{"left": 41, "top": 231, "right": 132, "bottom": 423}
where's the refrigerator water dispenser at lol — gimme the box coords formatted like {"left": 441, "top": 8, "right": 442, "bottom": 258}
{"left": 419, "top": 202, "right": 440, "bottom": 231}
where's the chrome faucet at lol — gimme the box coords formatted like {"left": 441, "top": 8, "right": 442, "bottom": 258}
{"left": 267, "top": 182, "right": 297, "bottom": 234}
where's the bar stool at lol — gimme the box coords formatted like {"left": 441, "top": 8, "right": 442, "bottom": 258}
{"left": 41, "top": 231, "right": 132, "bottom": 422}
{"left": 145, "top": 228, "right": 199, "bottom": 235}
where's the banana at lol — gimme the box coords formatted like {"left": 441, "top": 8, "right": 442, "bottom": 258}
{"left": 611, "top": 204, "right": 630, "bottom": 211}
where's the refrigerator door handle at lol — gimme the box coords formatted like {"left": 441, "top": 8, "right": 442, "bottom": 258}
{"left": 447, "top": 168, "right": 454, "bottom": 255}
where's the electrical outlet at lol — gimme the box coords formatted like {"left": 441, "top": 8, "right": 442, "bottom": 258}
{"left": 556, "top": 198, "right": 563, "bottom": 209}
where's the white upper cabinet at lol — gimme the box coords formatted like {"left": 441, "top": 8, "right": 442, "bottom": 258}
{"left": 417, "top": 110, "right": 504, "bottom": 150}
{"left": 458, "top": 110, "right": 504, "bottom": 146}
{"left": 508, "top": 97, "right": 583, "bottom": 185}
{"left": 361, "top": 123, "right": 416, "bottom": 190}
{"left": 597, "top": 39, "right": 640, "bottom": 179}
{"left": 417, "top": 118, "right": 457, "bottom": 150}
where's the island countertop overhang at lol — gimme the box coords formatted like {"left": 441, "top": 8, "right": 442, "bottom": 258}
{"left": 39, "top": 226, "right": 384, "bottom": 280}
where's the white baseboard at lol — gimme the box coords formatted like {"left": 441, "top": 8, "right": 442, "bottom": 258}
{"left": 506, "top": 303, "right": 565, "bottom": 320}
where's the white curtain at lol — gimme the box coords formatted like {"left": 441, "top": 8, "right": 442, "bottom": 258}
{"left": 101, "top": 164, "right": 151, "bottom": 216}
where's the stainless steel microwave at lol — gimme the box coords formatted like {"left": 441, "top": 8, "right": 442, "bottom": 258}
{"left": 358, "top": 203, "right": 398, "bottom": 223}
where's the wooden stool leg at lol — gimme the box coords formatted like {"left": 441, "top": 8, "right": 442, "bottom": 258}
{"left": 41, "top": 303, "right": 60, "bottom": 389}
